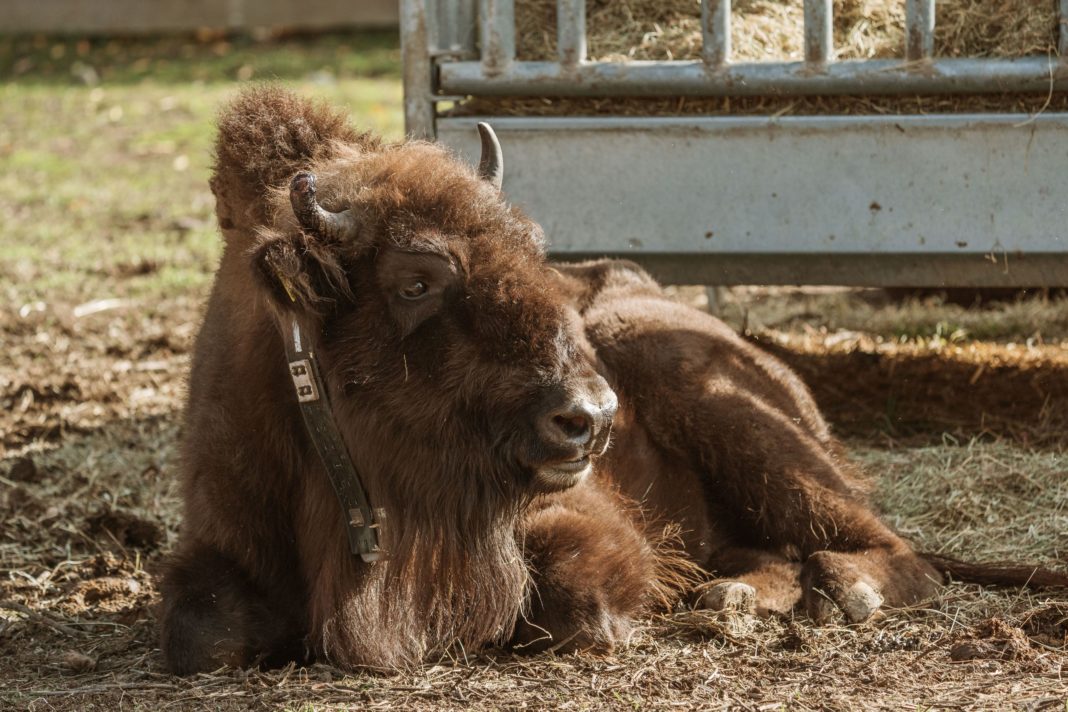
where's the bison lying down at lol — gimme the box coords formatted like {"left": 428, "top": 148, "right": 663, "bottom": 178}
{"left": 161, "top": 87, "right": 1066, "bottom": 674}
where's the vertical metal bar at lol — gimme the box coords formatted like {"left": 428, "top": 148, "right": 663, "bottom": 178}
{"left": 906, "top": 0, "right": 935, "bottom": 61}
{"left": 437, "top": 0, "right": 478, "bottom": 56}
{"left": 456, "top": 0, "right": 478, "bottom": 56}
{"left": 435, "top": 2, "right": 452, "bottom": 52}
{"left": 557, "top": 0, "right": 587, "bottom": 66}
{"left": 803, "top": 0, "right": 833, "bottom": 64}
{"left": 1059, "top": 0, "right": 1068, "bottom": 58}
{"left": 401, "top": 0, "right": 435, "bottom": 139}
{"left": 701, "top": 0, "right": 731, "bottom": 66}
{"left": 480, "top": 0, "right": 515, "bottom": 74}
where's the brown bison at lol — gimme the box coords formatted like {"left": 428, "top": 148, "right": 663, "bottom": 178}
{"left": 160, "top": 87, "right": 1066, "bottom": 674}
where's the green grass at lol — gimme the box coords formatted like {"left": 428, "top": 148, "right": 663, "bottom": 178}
{"left": 0, "top": 32, "right": 403, "bottom": 306}
{"left": 0, "top": 31, "right": 399, "bottom": 85}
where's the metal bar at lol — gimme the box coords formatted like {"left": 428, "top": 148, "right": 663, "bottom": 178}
{"left": 548, "top": 253, "right": 1068, "bottom": 288}
{"left": 440, "top": 57, "right": 1068, "bottom": 97}
{"left": 441, "top": 113, "right": 1068, "bottom": 132}
{"left": 437, "top": 0, "right": 478, "bottom": 57}
{"left": 701, "top": 0, "right": 731, "bottom": 66}
{"left": 479, "top": 0, "right": 515, "bottom": 74}
{"left": 1060, "top": 0, "right": 1068, "bottom": 58}
{"left": 557, "top": 0, "right": 586, "bottom": 66}
{"left": 803, "top": 0, "right": 832, "bottom": 64}
{"left": 401, "top": 0, "right": 435, "bottom": 139}
{"left": 906, "top": 0, "right": 935, "bottom": 61}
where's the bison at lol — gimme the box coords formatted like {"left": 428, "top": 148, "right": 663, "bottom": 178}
{"left": 160, "top": 87, "right": 1067, "bottom": 674}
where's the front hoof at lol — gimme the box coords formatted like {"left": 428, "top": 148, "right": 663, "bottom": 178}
{"left": 512, "top": 607, "right": 632, "bottom": 654}
{"left": 696, "top": 581, "right": 757, "bottom": 614}
{"left": 801, "top": 551, "right": 884, "bottom": 624}
{"left": 838, "top": 581, "right": 884, "bottom": 623}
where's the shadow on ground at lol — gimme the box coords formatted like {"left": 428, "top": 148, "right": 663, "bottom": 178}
{"left": 763, "top": 339, "right": 1068, "bottom": 448}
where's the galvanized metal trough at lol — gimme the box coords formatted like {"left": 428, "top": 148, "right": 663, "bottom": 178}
{"left": 402, "top": 0, "right": 1068, "bottom": 286}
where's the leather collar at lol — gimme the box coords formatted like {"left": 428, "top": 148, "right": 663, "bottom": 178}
{"left": 283, "top": 320, "right": 384, "bottom": 562}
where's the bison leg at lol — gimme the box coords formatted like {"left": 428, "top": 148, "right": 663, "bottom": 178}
{"left": 706, "top": 455, "right": 942, "bottom": 621}
{"left": 159, "top": 544, "right": 304, "bottom": 675}
{"left": 706, "top": 451, "right": 942, "bottom": 620}
{"left": 512, "top": 486, "right": 659, "bottom": 654}
{"left": 653, "top": 384, "right": 941, "bottom": 621}
{"left": 696, "top": 548, "right": 802, "bottom": 616}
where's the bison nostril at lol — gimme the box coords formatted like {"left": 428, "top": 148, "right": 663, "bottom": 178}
{"left": 553, "top": 413, "right": 591, "bottom": 442}
{"left": 539, "top": 401, "right": 599, "bottom": 450}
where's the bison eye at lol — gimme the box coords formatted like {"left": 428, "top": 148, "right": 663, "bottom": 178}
{"left": 399, "top": 280, "right": 429, "bottom": 301}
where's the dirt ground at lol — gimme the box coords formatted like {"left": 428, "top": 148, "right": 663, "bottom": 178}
{"left": 2, "top": 29, "right": 1067, "bottom": 712}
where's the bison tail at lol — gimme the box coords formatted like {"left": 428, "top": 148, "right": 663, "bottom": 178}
{"left": 922, "top": 552, "right": 1068, "bottom": 588}
{"left": 211, "top": 85, "right": 376, "bottom": 238}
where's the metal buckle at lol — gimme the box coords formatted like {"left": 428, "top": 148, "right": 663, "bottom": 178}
{"left": 289, "top": 359, "right": 319, "bottom": 402}
{"left": 349, "top": 507, "right": 387, "bottom": 529}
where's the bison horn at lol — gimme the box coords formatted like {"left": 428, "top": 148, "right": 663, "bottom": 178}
{"left": 289, "top": 172, "right": 360, "bottom": 242}
{"left": 476, "top": 122, "right": 503, "bottom": 191}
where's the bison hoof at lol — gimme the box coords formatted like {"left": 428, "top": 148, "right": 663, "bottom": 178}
{"left": 697, "top": 581, "right": 757, "bottom": 614}
{"left": 806, "top": 580, "right": 884, "bottom": 624}
{"left": 840, "top": 581, "right": 884, "bottom": 623}
{"left": 801, "top": 551, "right": 889, "bottom": 624}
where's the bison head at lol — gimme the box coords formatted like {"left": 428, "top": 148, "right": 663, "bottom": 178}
{"left": 252, "top": 124, "right": 617, "bottom": 529}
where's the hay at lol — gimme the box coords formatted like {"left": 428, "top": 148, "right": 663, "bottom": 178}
{"left": 457, "top": 1, "right": 1063, "bottom": 117}
{"left": 515, "top": 0, "right": 1059, "bottom": 62}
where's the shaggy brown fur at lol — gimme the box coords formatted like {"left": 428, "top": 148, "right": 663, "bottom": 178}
{"left": 159, "top": 86, "right": 1068, "bottom": 674}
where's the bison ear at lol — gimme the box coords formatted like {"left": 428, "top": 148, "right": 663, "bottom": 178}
{"left": 253, "top": 171, "right": 366, "bottom": 315}
{"left": 251, "top": 231, "right": 351, "bottom": 316}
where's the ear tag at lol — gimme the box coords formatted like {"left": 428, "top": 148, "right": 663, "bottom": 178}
{"left": 278, "top": 273, "right": 298, "bottom": 303}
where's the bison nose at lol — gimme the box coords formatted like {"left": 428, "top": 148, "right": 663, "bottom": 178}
{"left": 537, "top": 390, "right": 617, "bottom": 454}
{"left": 542, "top": 402, "right": 597, "bottom": 448}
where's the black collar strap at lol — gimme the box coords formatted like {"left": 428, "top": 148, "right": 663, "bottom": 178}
{"left": 284, "top": 320, "right": 384, "bottom": 563}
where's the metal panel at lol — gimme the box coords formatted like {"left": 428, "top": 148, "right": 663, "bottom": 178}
{"left": 439, "top": 57, "right": 1068, "bottom": 97}
{"left": 906, "top": 0, "right": 935, "bottom": 61}
{"left": 804, "top": 0, "right": 833, "bottom": 64}
{"left": 438, "top": 115, "right": 1068, "bottom": 286}
{"left": 701, "top": 0, "right": 731, "bottom": 66}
